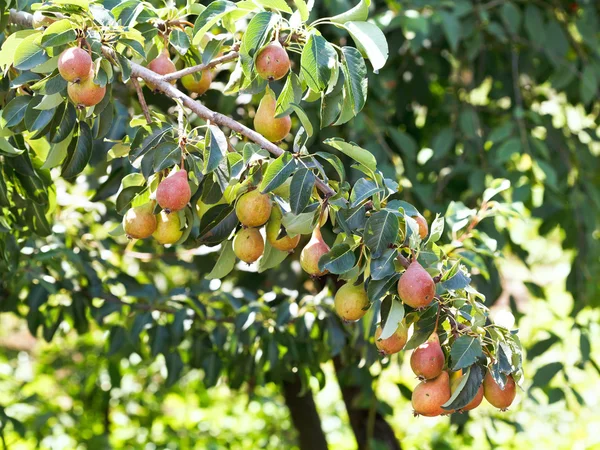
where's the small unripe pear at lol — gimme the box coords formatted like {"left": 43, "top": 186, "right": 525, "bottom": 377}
{"left": 58, "top": 47, "right": 92, "bottom": 82}
{"left": 300, "top": 227, "right": 330, "bottom": 276}
{"left": 483, "top": 371, "right": 516, "bottom": 411}
{"left": 254, "top": 89, "right": 291, "bottom": 143}
{"left": 412, "top": 371, "right": 451, "bottom": 417}
{"left": 123, "top": 203, "right": 157, "bottom": 239}
{"left": 447, "top": 370, "right": 484, "bottom": 413}
{"left": 233, "top": 227, "right": 264, "bottom": 263}
{"left": 375, "top": 322, "right": 408, "bottom": 355}
{"left": 410, "top": 332, "right": 445, "bottom": 380}
{"left": 334, "top": 282, "right": 370, "bottom": 321}
{"left": 147, "top": 50, "right": 176, "bottom": 90}
{"left": 413, "top": 214, "right": 428, "bottom": 239}
{"left": 255, "top": 42, "right": 290, "bottom": 81}
{"left": 266, "top": 207, "right": 300, "bottom": 252}
{"left": 152, "top": 210, "right": 183, "bottom": 245}
{"left": 398, "top": 261, "right": 436, "bottom": 309}
{"left": 156, "top": 170, "right": 191, "bottom": 213}
{"left": 182, "top": 69, "right": 212, "bottom": 94}
{"left": 67, "top": 69, "right": 106, "bottom": 107}
{"left": 235, "top": 189, "right": 272, "bottom": 227}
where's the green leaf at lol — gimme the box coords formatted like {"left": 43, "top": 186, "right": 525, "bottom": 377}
{"left": 204, "top": 126, "right": 227, "bottom": 174}
{"left": 34, "top": 93, "right": 64, "bottom": 110}
{"left": 255, "top": 0, "right": 292, "bottom": 14}
{"left": 431, "top": 127, "right": 455, "bottom": 159}
{"left": 501, "top": 2, "right": 522, "bottom": 35}
{"left": 318, "top": 243, "right": 356, "bottom": 274}
{"left": 1, "top": 96, "right": 31, "bottom": 128}
{"left": 349, "top": 178, "right": 381, "bottom": 207}
{"left": 367, "top": 273, "right": 399, "bottom": 303}
{"left": 524, "top": 5, "right": 545, "bottom": 43}
{"left": 370, "top": 248, "right": 397, "bottom": 281}
{"left": 62, "top": 122, "right": 93, "bottom": 179}
{"left": 389, "top": 129, "right": 417, "bottom": 160}
{"left": 532, "top": 362, "right": 563, "bottom": 388}
{"left": 364, "top": 210, "right": 399, "bottom": 258}
{"left": 580, "top": 65, "right": 598, "bottom": 106}
{"left": 193, "top": 1, "right": 237, "bottom": 43}
{"left": 281, "top": 210, "right": 317, "bottom": 235}
{"left": 314, "top": 151, "right": 345, "bottom": 182}
{"left": 379, "top": 297, "right": 404, "bottom": 340}
{"left": 42, "top": 134, "right": 73, "bottom": 169}
{"left": 206, "top": 240, "right": 236, "bottom": 279}
{"left": 426, "top": 214, "right": 444, "bottom": 244}
{"left": 341, "top": 46, "right": 368, "bottom": 115}
{"left": 440, "top": 11, "right": 460, "bottom": 52}
{"left": 450, "top": 336, "right": 484, "bottom": 370}
{"left": 290, "top": 168, "right": 315, "bottom": 214}
{"left": 153, "top": 143, "right": 181, "bottom": 172}
{"left": 259, "top": 152, "right": 297, "bottom": 193}
{"left": 14, "top": 33, "right": 48, "bottom": 70}
{"left": 442, "top": 365, "right": 485, "bottom": 411}
{"left": 258, "top": 240, "right": 290, "bottom": 272}
{"left": 341, "top": 21, "right": 388, "bottom": 72}
{"left": 290, "top": 103, "right": 314, "bottom": 137}
{"left": 330, "top": 0, "right": 371, "bottom": 24}
{"left": 459, "top": 108, "right": 480, "bottom": 139}
{"left": 275, "top": 72, "right": 302, "bottom": 117}
{"left": 300, "top": 34, "right": 337, "bottom": 92}
{"left": 170, "top": 29, "right": 191, "bottom": 55}
{"left": 41, "top": 20, "right": 77, "bottom": 48}
{"left": 240, "top": 12, "right": 276, "bottom": 77}
{"left": 483, "top": 178, "right": 510, "bottom": 202}
{"left": 0, "top": 137, "right": 24, "bottom": 157}
{"left": 294, "top": 0, "right": 310, "bottom": 22}
{"left": 52, "top": 102, "right": 77, "bottom": 143}
{"left": 324, "top": 138, "right": 377, "bottom": 172}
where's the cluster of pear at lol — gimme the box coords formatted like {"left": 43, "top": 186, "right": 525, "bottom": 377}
{"left": 123, "top": 169, "right": 191, "bottom": 244}
{"left": 146, "top": 49, "right": 213, "bottom": 95}
{"left": 58, "top": 46, "right": 106, "bottom": 107}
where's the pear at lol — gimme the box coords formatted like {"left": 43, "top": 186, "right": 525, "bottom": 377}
{"left": 412, "top": 371, "right": 451, "bottom": 417}
{"left": 410, "top": 332, "right": 445, "bottom": 380}
{"left": 398, "top": 261, "right": 436, "bottom": 309}
{"left": 156, "top": 170, "right": 191, "bottom": 213}
{"left": 58, "top": 47, "right": 92, "bottom": 82}
{"left": 375, "top": 322, "right": 409, "bottom": 355}
{"left": 123, "top": 203, "right": 157, "bottom": 239}
{"left": 152, "top": 210, "right": 183, "bottom": 245}
{"left": 266, "top": 207, "right": 300, "bottom": 252}
{"left": 67, "top": 68, "right": 106, "bottom": 107}
{"left": 235, "top": 189, "right": 272, "bottom": 227}
{"left": 483, "top": 371, "right": 516, "bottom": 411}
{"left": 182, "top": 69, "right": 212, "bottom": 95}
{"left": 147, "top": 50, "right": 176, "bottom": 90}
{"left": 413, "top": 214, "right": 428, "bottom": 239}
{"left": 255, "top": 42, "right": 290, "bottom": 81}
{"left": 334, "top": 282, "right": 370, "bottom": 321}
{"left": 233, "top": 227, "right": 264, "bottom": 263}
{"left": 300, "top": 227, "right": 330, "bottom": 276}
{"left": 254, "top": 89, "right": 291, "bottom": 143}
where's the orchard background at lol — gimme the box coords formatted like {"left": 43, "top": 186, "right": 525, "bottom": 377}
{"left": 0, "top": 0, "right": 599, "bottom": 449}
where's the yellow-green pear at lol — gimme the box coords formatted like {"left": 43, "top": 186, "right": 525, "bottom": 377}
{"left": 153, "top": 211, "right": 183, "bottom": 244}
{"left": 266, "top": 207, "right": 300, "bottom": 252}
{"left": 254, "top": 88, "right": 291, "bottom": 142}
{"left": 123, "top": 203, "right": 157, "bottom": 239}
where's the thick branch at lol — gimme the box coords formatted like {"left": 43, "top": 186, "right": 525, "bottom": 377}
{"left": 161, "top": 48, "right": 239, "bottom": 82}
{"left": 8, "top": 9, "right": 336, "bottom": 199}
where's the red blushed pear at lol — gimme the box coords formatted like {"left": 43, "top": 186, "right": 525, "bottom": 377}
{"left": 413, "top": 214, "right": 428, "bottom": 239}
{"left": 412, "top": 371, "right": 451, "bottom": 417}
{"left": 147, "top": 50, "right": 176, "bottom": 91}
{"left": 233, "top": 227, "right": 264, "bottom": 264}
{"left": 58, "top": 47, "right": 92, "bottom": 82}
{"left": 410, "top": 332, "right": 445, "bottom": 380}
{"left": 398, "top": 261, "right": 436, "bottom": 309}
{"left": 156, "top": 170, "right": 191, "bottom": 213}
{"left": 255, "top": 42, "right": 291, "bottom": 81}
{"left": 334, "top": 282, "right": 370, "bottom": 322}
{"left": 483, "top": 371, "right": 516, "bottom": 411}
{"left": 67, "top": 69, "right": 106, "bottom": 107}
{"left": 235, "top": 189, "right": 272, "bottom": 227}
{"left": 375, "top": 322, "right": 408, "bottom": 355}
{"left": 300, "top": 226, "right": 330, "bottom": 276}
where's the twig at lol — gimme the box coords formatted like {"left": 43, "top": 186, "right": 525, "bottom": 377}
{"left": 397, "top": 253, "right": 410, "bottom": 268}
{"left": 161, "top": 47, "right": 240, "bottom": 82}
{"left": 131, "top": 77, "right": 151, "bottom": 124}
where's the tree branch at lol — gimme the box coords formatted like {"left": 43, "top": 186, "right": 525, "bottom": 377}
{"left": 161, "top": 47, "right": 240, "bottom": 82}
{"left": 131, "top": 77, "right": 152, "bottom": 124}
{"left": 7, "top": 9, "right": 337, "bottom": 199}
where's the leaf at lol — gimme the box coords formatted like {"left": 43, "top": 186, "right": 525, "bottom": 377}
{"left": 440, "top": 270, "right": 471, "bottom": 291}
{"left": 341, "top": 46, "right": 367, "bottom": 115}
{"left": 450, "top": 336, "right": 484, "bottom": 370}
{"left": 62, "top": 122, "right": 92, "bottom": 179}
{"left": 349, "top": 178, "right": 381, "bottom": 207}
{"left": 440, "top": 11, "right": 460, "bottom": 52}
{"left": 501, "top": 2, "right": 522, "bottom": 35}
{"left": 532, "top": 362, "right": 563, "bottom": 388}
{"left": 524, "top": 5, "right": 545, "bottom": 43}
{"left": 483, "top": 178, "right": 511, "bottom": 202}
{"left": 281, "top": 210, "right": 317, "bottom": 235}
{"left": 294, "top": 0, "right": 310, "bottom": 22}
{"left": 170, "top": 28, "right": 191, "bottom": 55}
{"left": 324, "top": 138, "right": 377, "bottom": 172}
{"left": 314, "top": 151, "right": 345, "bottom": 182}
{"left": 370, "top": 248, "right": 397, "bottom": 281}
{"left": 153, "top": 143, "right": 181, "bottom": 172}
{"left": 193, "top": 1, "right": 237, "bottom": 42}
{"left": 442, "top": 365, "right": 485, "bottom": 411}
{"left": 367, "top": 273, "right": 399, "bottom": 303}
{"left": 1, "top": 96, "right": 30, "bottom": 128}
{"left": 580, "top": 65, "right": 598, "bottom": 106}
{"left": 34, "top": 93, "right": 64, "bottom": 110}
{"left": 318, "top": 243, "right": 356, "bottom": 274}
{"left": 240, "top": 12, "right": 276, "bottom": 77}
{"left": 255, "top": 0, "right": 292, "bottom": 13}
{"left": 52, "top": 102, "right": 77, "bottom": 143}
{"left": 259, "top": 152, "right": 297, "bottom": 193}
{"left": 426, "top": 214, "right": 444, "bottom": 244}
{"left": 330, "top": 0, "right": 371, "bottom": 24}
{"left": 204, "top": 126, "right": 227, "bottom": 174}
{"left": 258, "top": 240, "right": 290, "bottom": 272}
{"left": 300, "top": 34, "right": 337, "bottom": 92}
{"left": 206, "top": 240, "right": 236, "bottom": 279}
{"left": 41, "top": 20, "right": 76, "bottom": 48}
{"left": 336, "top": 205, "right": 366, "bottom": 233}
{"left": 341, "top": 21, "right": 388, "bottom": 72}
{"left": 275, "top": 72, "right": 303, "bottom": 117}
{"left": 364, "top": 210, "right": 399, "bottom": 258}
{"left": 14, "top": 33, "right": 48, "bottom": 70}
{"left": 0, "top": 137, "right": 24, "bottom": 157}
{"left": 290, "top": 103, "right": 314, "bottom": 137}
{"left": 379, "top": 297, "right": 404, "bottom": 340}
{"left": 431, "top": 127, "right": 455, "bottom": 159}
{"left": 290, "top": 168, "right": 315, "bottom": 214}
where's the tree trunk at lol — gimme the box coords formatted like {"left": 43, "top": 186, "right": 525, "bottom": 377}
{"left": 282, "top": 377, "right": 329, "bottom": 450}
{"left": 334, "top": 357, "right": 401, "bottom": 450}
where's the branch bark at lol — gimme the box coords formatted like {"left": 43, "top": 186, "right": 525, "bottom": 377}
{"left": 7, "top": 9, "right": 337, "bottom": 199}
{"left": 161, "top": 48, "right": 240, "bottom": 82}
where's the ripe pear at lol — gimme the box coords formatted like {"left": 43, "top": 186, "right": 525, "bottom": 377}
{"left": 413, "top": 214, "right": 428, "bottom": 239}
{"left": 67, "top": 69, "right": 106, "bottom": 107}
{"left": 254, "top": 89, "right": 291, "bottom": 143}
{"left": 152, "top": 210, "right": 183, "bottom": 245}
{"left": 147, "top": 50, "right": 176, "bottom": 90}
{"left": 266, "top": 207, "right": 300, "bottom": 252}
{"left": 255, "top": 42, "right": 290, "bottom": 81}
{"left": 58, "top": 47, "right": 92, "bottom": 82}
{"left": 233, "top": 227, "right": 264, "bottom": 263}
{"left": 123, "top": 203, "right": 157, "bottom": 239}
{"left": 398, "top": 261, "right": 436, "bottom": 309}
{"left": 235, "top": 189, "right": 272, "bottom": 227}
{"left": 156, "top": 170, "right": 191, "bottom": 213}
{"left": 300, "top": 227, "right": 330, "bottom": 276}
{"left": 448, "top": 370, "right": 484, "bottom": 413}
{"left": 483, "top": 371, "right": 516, "bottom": 411}
{"left": 182, "top": 69, "right": 212, "bottom": 94}
{"left": 334, "top": 282, "right": 370, "bottom": 321}
{"left": 375, "top": 322, "right": 409, "bottom": 355}
{"left": 412, "top": 371, "right": 451, "bottom": 417}
{"left": 410, "top": 332, "right": 445, "bottom": 380}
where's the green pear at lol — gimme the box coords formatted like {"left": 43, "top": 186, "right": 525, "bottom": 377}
{"left": 123, "top": 203, "right": 157, "bottom": 239}
{"left": 153, "top": 211, "right": 183, "bottom": 245}
{"left": 254, "top": 88, "right": 291, "bottom": 142}
{"left": 334, "top": 282, "right": 370, "bottom": 321}
{"left": 235, "top": 189, "right": 272, "bottom": 227}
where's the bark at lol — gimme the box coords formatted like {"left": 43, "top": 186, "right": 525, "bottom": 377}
{"left": 282, "top": 377, "right": 329, "bottom": 450}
